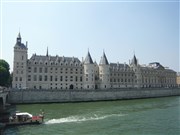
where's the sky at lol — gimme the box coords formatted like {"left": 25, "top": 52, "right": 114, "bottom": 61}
{"left": 0, "top": 0, "right": 179, "bottom": 72}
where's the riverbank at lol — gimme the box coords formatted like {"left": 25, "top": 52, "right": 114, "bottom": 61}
{"left": 9, "top": 88, "right": 180, "bottom": 104}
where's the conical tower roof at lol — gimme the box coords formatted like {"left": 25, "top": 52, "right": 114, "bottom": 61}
{"left": 99, "top": 51, "right": 109, "bottom": 65}
{"left": 18, "top": 32, "right": 21, "bottom": 38}
{"left": 84, "top": 51, "right": 93, "bottom": 64}
{"left": 132, "top": 55, "right": 137, "bottom": 65}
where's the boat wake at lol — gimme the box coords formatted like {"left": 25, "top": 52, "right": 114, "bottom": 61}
{"left": 45, "top": 114, "right": 126, "bottom": 125}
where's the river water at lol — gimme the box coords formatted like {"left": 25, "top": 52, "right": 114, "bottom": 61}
{"left": 3, "top": 96, "right": 180, "bottom": 135}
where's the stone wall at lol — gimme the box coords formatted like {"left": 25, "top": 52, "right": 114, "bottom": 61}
{"left": 0, "top": 92, "right": 9, "bottom": 106}
{"left": 9, "top": 88, "right": 180, "bottom": 104}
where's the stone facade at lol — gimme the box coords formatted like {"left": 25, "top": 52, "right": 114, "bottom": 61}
{"left": 9, "top": 88, "right": 180, "bottom": 104}
{"left": 12, "top": 33, "right": 177, "bottom": 89}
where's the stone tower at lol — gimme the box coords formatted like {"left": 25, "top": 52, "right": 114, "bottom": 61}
{"left": 12, "top": 33, "right": 28, "bottom": 89}
{"left": 99, "top": 51, "right": 110, "bottom": 89}
{"left": 83, "top": 51, "right": 95, "bottom": 89}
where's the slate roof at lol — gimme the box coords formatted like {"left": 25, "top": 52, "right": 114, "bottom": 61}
{"left": 132, "top": 55, "right": 137, "bottom": 65}
{"left": 29, "top": 54, "right": 81, "bottom": 64}
{"left": 18, "top": 32, "right": 21, "bottom": 38}
{"left": 14, "top": 42, "right": 27, "bottom": 49}
{"left": 99, "top": 52, "right": 109, "bottom": 65}
{"left": 14, "top": 32, "right": 27, "bottom": 49}
{"left": 110, "top": 63, "right": 130, "bottom": 69}
{"left": 84, "top": 51, "right": 93, "bottom": 64}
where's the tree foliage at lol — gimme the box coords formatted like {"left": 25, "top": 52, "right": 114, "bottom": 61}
{"left": 0, "top": 59, "right": 10, "bottom": 87}
{"left": 0, "top": 59, "right": 10, "bottom": 71}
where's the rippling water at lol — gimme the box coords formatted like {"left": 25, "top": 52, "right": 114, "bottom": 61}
{"left": 4, "top": 96, "right": 180, "bottom": 135}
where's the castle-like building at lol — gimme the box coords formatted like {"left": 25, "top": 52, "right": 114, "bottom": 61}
{"left": 12, "top": 33, "right": 177, "bottom": 89}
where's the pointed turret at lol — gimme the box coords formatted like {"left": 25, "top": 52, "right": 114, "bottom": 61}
{"left": 132, "top": 54, "right": 137, "bottom": 66}
{"left": 99, "top": 51, "right": 109, "bottom": 65}
{"left": 17, "top": 32, "right": 22, "bottom": 43}
{"left": 84, "top": 51, "right": 93, "bottom": 64}
{"left": 18, "top": 32, "right": 21, "bottom": 38}
{"left": 46, "top": 47, "right": 49, "bottom": 56}
{"left": 99, "top": 51, "right": 110, "bottom": 89}
{"left": 83, "top": 50, "right": 95, "bottom": 89}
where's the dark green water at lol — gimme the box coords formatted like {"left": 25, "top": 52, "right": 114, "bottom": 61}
{"left": 4, "top": 96, "right": 180, "bottom": 135}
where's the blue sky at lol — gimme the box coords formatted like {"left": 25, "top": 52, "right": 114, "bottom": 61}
{"left": 0, "top": 0, "right": 179, "bottom": 72}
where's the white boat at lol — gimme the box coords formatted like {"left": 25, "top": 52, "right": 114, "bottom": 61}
{"left": 5, "top": 112, "right": 44, "bottom": 127}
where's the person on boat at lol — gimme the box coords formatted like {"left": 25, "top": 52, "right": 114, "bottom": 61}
{"left": 9, "top": 116, "right": 13, "bottom": 122}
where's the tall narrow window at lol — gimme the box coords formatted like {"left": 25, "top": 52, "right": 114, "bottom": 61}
{"left": 34, "top": 67, "right": 37, "bottom": 73}
{"left": 34, "top": 75, "right": 37, "bottom": 81}
{"left": 50, "top": 76, "right": 53, "bottom": 81}
{"left": 28, "top": 75, "right": 31, "bottom": 81}
{"left": 55, "top": 76, "right": 58, "bottom": 81}
{"left": 45, "top": 67, "right": 48, "bottom": 73}
{"left": 39, "top": 75, "right": 42, "bottom": 81}
{"left": 39, "top": 67, "right": 42, "bottom": 73}
{"left": 76, "top": 76, "right": 78, "bottom": 82}
{"left": 44, "top": 75, "right": 47, "bottom": 81}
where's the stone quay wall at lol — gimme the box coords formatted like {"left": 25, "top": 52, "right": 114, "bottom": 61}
{"left": 9, "top": 88, "right": 180, "bottom": 104}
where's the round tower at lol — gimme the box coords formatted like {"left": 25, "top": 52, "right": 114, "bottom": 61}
{"left": 83, "top": 51, "right": 95, "bottom": 89}
{"left": 99, "top": 51, "right": 110, "bottom": 89}
{"left": 12, "top": 33, "right": 28, "bottom": 89}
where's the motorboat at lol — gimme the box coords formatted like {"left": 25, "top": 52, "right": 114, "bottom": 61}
{"left": 5, "top": 112, "right": 44, "bottom": 127}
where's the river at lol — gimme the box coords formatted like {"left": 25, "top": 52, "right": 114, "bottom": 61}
{"left": 3, "top": 96, "right": 180, "bottom": 135}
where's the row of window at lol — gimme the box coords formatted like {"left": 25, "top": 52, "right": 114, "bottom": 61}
{"left": 28, "top": 67, "right": 83, "bottom": 74}
{"left": 110, "top": 78, "right": 135, "bottom": 83}
{"left": 27, "top": 75, "right": 83, "bottom": 82}
{"left": 110, "top": 73, "right": 134, "bottom": 77}
{"left": 141, "top": 70, "right": 176, "bottom": 76}
{"left": 15, "top": 77, "right": 22, "bottom": 81}
{"left": 16, "top": 70, "right": 23, "bottom": 74}
{"left": 29, "top": 61, "right": 82, "bottom": 67}
{"left": 16, "top": 62, "right": 25, "bottom": 68}
{"left": 141, "top": 79, "right": 176, "bottom": 84}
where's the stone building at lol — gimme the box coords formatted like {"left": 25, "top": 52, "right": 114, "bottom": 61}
{"left": 109, "top": 63, "right": 135, "bottom": 88}
{"left": 12, "top": 33, "right": 177, "bottom": 89}
{"left": 130, "top": 55, "right": 177, "bottom": 88}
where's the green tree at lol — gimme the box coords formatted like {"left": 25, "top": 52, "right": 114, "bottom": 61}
{"left": 0, "top": 59, "right": 10, "bottom": 71}
{"left": 0, "top": 59, "right": 10, "bottom": 87}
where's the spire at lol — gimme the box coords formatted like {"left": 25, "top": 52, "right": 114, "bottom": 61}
{"left": 84, "top": 50, "right": 93, "bottom": 64}
{"left": 99, "top": 51, "right": 109, "bottom": 65}
{"left": 46, "top": 47, "right": 48, "bottom": 56}
{"left": 18, "top": 32, "right": 21, "bottom": 38}
{"left": 17, "top": 32, "right": 21, "bottom": 43}
{"left": 132, "top": 54, "right": 137, "bottom": 66}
